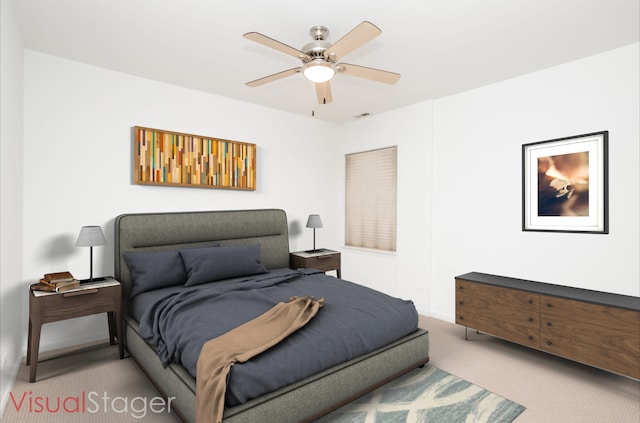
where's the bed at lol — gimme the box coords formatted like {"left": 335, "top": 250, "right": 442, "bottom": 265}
{"left": 114, "top": 209, "right": 429, "bottom": 422}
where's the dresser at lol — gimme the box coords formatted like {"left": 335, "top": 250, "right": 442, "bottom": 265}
{"left": 455, "top": 272, "right": 640, "bottom": 379}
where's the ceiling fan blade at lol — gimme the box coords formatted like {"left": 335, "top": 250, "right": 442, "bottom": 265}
{"left": 338, "top": 63, "right": 400, "bottom": 84}
{"left": 243, "top": 32, "right": 310, "bottom": 61}
{"left": 325, "top": 21, "right": 382, "bottom": 61}
{"left": 315, "top": 81, "right": 333, "bottom": 104}
{"left": 245, "top": 68, "right": 301, "bottom": 87}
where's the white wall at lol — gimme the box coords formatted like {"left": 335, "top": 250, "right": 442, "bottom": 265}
{"left": 335, "top": 43, "right": 639, "bottom": 322}
{"left": 0, "top": 0, "right": 24, "bottom": 410}
{"left": 430, "top": 43, "right": 640, "bottom": 320}
{"left": 337, "top": 102, "right": 435, "bottom": 315}
{"left": 21, "top": 51, "right": 342, "bottom": 353}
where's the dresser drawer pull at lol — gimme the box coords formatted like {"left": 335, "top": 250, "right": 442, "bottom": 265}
{"left": 528, "top": 299, "right": 533, "bottom": 304}
{"left": 546, "top": 303, "right": 553, "bottom": 308}
{"left": 317, "top": 255, "right": 333, "bottom": 260}
{"left": 546, "top": 341, "right": 553, "bottom": 346}
{"left": 528, "top": 317, "right": 534, "bottom": 322}
{"left": 528, "top": 336, "right": 534, "bottom": 341}
{"left": 459, "top": 301, "right": 464, "bottom": 305}
{"left": 63, "top": 289, "right": 98, "bottom": 297}
{"left": 459, "top": 316, "right": 464, "bottom": 321}
{"left": 546, "top": 322, "right": 553, "bottom": 327}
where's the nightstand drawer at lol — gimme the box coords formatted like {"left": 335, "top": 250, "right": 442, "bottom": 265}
{"left": 297, "top": 253, "right": 340, "bottom": 272}
{"left": 39, "top": 285, "right": 120, "bottom": 322}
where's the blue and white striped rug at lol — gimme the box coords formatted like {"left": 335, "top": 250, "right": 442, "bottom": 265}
{"left": 319, "top": 366, "right": 525, "bottom": 423}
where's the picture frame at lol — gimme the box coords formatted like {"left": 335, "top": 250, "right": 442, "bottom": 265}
{"left": 522, "top": 131, "right": 608, "bottom": 233}
{"left": 133, "top": 126, "right": 256, "bottom": 190}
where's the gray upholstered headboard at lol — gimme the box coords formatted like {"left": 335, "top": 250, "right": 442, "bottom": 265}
{"left": 114, "top": 209, "right": 290, "bottom": 309}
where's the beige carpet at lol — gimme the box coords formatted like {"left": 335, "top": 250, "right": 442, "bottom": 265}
{"left": 423, "top": 316, "right": 640, "bottom": 423}
{"left": 2, "top": 317, "right": 639, "bottom": 422}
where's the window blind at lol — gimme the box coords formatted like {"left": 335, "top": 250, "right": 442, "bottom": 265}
{"left": 345, "top": 146, "right": 397, "bottom": 252}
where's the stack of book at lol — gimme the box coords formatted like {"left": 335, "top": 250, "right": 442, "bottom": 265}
{"left": 31, "top": 271, "right": 80, "bottom": 292}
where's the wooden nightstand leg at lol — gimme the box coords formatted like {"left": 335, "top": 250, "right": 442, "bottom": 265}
{"left": 107, "top": 311, "right": 116, "bottom": 346}
{"left": 28, "top": 319, "right": 42, "bottom": 383}
{"left": 26, "top": 318, "right": 32, "bottom": 365}
{"left": 115, "top": 310, "right": 124, "bottom": 359}
{"left": 108, "top": 311, "right": 125, "bottom": 359}
{"left": 337, "top": 268, "right": 341, "bottom": 279}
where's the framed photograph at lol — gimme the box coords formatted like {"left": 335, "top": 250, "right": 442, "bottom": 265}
{"left": 522, "top": 131, "right": 608, "bottom": 233}
{"left": 133, "top": 126, "right": 256, "bottom": 190}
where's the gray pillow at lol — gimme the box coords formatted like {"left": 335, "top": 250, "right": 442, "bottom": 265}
{"left": 125, "top": 250, "right": 187, "bottom": 298}
{"left": 181, "top": 244, "right": 267, "bottom": 286}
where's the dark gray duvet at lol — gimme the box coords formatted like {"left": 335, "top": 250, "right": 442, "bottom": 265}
{"left": 137, "top": 268, "right": 418, "bottom": 407}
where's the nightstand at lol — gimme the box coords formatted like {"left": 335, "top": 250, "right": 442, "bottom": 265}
{"left": 26, "top": 277, "right": 124, "bottom": 382}
{"left": 290, "top": 249, "right": 341, "bottom": 278}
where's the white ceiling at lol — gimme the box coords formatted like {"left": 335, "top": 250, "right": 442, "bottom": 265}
{"left": 11, "top": 0, "right": 640, "bottom": 124}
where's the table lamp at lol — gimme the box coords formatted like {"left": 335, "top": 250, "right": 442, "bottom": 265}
{"left": 306, "top": 214, "right": 323, "bottom": 253}
{"left": 76, "top": 225, "right": 107, "bottom": 282}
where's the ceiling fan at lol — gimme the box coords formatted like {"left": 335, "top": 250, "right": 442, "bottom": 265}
{"left": 243, "top": 21, "right": 400, "bottom": 105}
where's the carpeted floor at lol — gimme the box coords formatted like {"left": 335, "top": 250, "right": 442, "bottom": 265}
{"left": 3, "top": 317, "right": 639, "bottom": 422}
{"left": 2, "top": 342, "right": 523, "bottom": 423}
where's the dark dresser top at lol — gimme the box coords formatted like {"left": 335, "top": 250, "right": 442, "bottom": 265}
{"left": 456, "top": 272, "right": 640, "bottom": 312}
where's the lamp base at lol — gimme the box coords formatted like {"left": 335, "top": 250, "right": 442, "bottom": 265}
{"left": 305, "top": 248, "right": 326, "bottom": 254}
{"left": 79, "top": 277, "right": 106, "bottom": 284}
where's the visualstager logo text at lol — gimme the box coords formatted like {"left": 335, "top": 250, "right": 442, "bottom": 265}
{"left": 9, "top": 391, "right": 175, "bottom": 419}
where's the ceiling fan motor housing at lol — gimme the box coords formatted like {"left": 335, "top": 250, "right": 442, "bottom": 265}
{"left": 302, "top": 26, "right": 333, "bottom": 63}
{"left": 302, "top": 41, "right": 332, "bottom": 60}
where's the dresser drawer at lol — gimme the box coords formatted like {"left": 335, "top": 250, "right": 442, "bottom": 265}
{"left": 540, "top": 331, "right": 640, "bottom": 379}
{"left": 456, "top": 311, "right": 539, "bottom": 348}
{"left": 457, "top": 293, "right": 539, "bottom": 329}
{"left": 456, "top": 279, "right": 539, "bottom": 311}
{"left": 540, "top": 295, "right": 640, "bottom": 333}
{"left": 541, "top": 311, "right": 640, "bottom": 356}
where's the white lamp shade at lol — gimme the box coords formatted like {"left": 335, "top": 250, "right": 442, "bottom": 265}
{"left": 75, "top": 226, "right": 107, "bottom": 247}
{"left": 306, "top": 214, "right": 323, "bottom": 229}
{"left": 302, "top": 61, "right": 335, "bottom": 83}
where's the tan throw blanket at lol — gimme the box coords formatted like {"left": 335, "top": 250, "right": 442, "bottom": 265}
{"left": 196, "top": 296, "right": 324, "bottom": 423}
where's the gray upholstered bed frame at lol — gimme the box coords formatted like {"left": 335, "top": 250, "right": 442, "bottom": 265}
{"left": 114, "top": 209, "right": 429, "bottom": 422}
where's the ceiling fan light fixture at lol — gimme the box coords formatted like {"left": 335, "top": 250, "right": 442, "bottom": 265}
{"left": 302, "top": 60, "right": 335, "bottom": 83}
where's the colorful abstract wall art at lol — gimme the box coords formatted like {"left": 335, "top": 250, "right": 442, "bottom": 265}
{"left": 133, "top": 126, "right": 256, "bottom": 190}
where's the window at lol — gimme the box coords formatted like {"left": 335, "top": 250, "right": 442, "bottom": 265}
{"left": 345, "top": 146, "right": 397, "bottom": 252}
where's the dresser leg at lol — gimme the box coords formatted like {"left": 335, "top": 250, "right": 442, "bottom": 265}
{"left": 464, "top": 327, "right": 482, "bottom": 341}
